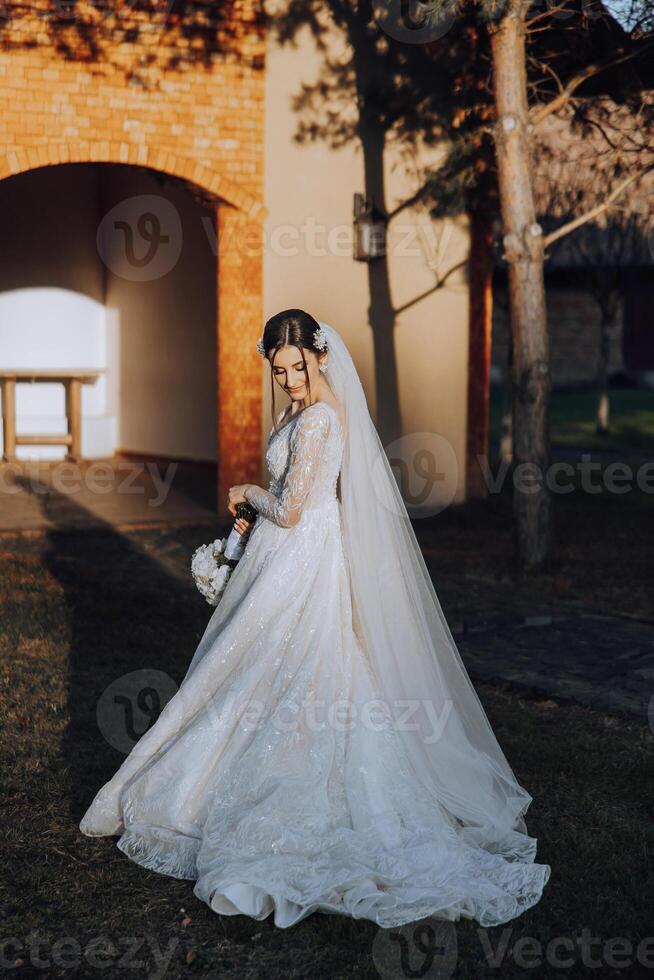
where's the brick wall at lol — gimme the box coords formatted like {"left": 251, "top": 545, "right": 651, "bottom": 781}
{"left": 0, "top": 0, "right": 267, "bottom": 515}
{"left": 0, "top": 2, "right": 265, "bottom": 209}
{"left": 492, "top": 285, "right": 625, "bottom": 385}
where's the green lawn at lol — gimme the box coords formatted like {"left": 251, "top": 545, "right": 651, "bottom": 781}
{"left": 489, "top": 385, "right": 654, "bottom": 454}
{"left": 418, "top": 456, "right": 654, "bottom": 622}
{"left": 1, "top": 523, "right": 653, "bottom": 978}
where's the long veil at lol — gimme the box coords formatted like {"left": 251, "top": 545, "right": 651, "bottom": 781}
{"left": 319, "top": 320, "right": 537, "bottom": 859}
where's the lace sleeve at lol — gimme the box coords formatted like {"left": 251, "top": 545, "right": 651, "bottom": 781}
{"left": 244, "top": 406, "right": 331, "bottom": 528}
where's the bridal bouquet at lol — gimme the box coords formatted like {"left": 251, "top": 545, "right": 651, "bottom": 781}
{"left": 191, "top": 538, "right": 234, "bottom": 606}
{"left": 191, "top": 502, "right": 257, "bottom": 606}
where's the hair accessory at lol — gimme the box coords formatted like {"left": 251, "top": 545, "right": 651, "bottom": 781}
{"left": 313, "top": 326, "right": 328, "bottom": 351}
{"left": 258, "top": 326, "right": 328, "bottom": 359}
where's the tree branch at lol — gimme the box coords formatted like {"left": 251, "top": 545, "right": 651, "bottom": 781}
{"left": 386, "top": 181, "right": 433, "bottom": 221}
{"left": 394, "top": 259, "right": 468, "bottom": 315}
{"left": 542, "top": 163, "right": 654, "bottom": 249}
{"left": 530, "top": 43, "right": 654, "bottom": 126}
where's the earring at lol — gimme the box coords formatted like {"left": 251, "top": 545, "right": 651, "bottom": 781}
{"left": 319, "top": 361, "right": 328, "bottom": 373}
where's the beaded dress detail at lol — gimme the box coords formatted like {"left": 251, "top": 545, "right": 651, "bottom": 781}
{"left": 79, "top": 399, "right": 550, "bottom": 929}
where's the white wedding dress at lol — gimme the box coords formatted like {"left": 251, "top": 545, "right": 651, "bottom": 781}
{"left": 80, "top": 398, "right": 550, "bottom": 929}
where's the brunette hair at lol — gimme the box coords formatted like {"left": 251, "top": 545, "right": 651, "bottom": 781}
{"left": 261, "top": 309, "right": 325, "bottom": 433}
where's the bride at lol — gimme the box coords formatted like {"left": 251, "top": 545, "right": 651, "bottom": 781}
{"left": 79, "top": 309, "right": 551, "bottom": 929}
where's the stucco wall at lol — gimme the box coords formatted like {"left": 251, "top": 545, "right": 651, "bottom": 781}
{"left": 0, "top": 164, "right": 217, "bottom": 461}
{"left": 262, "top": 23, "right": 470, "bottom": 505}
{"left": 0, "top": 5, "right": 470, "bottom": 506}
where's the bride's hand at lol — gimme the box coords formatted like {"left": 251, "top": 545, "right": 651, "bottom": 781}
{"left": 227, "top": 484, "right": 250, "bottom": 517}
{"left": 234, "top": 517, "right": 252, "bottom": 536}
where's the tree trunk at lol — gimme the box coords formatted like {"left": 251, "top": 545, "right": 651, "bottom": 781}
{"left": 350, "top": 8, "right": 401, "bottom": 446}
{"left": 595, "top": 289, "right": 619, "bottom": 435}
{"left": 490, "top": 1, "right": 552, "bottom": 568}
{"left": 466, "top": 208, "right": 495, "bottom": 499}
{"left": 500, "top": 329, "right": 514, "bottom": 461}
{"left": 596, "top": 308, "right": 611, "bottom": 434}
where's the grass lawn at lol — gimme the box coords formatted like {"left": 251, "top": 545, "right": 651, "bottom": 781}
{"left": 418, "top": 461, "right": 654, "bottom": 623}
{"left": 489, "top": 385, "right": 654, "bottom": 455}
{"left": 1, "top": 519, "right": 653, "bottom": 979}
{"left": 460, "top": 385, "right": 654, "bottom": 622}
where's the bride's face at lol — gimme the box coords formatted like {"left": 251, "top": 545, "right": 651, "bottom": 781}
{"left": 269, "top": 344, "right": 325, "bottom": 402}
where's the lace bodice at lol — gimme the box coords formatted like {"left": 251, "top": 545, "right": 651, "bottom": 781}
{"left": 244, "top": 401, "right": 344, "bottom": 528}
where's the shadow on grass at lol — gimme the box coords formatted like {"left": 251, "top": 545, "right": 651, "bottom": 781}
{"left": 13, "top": 473, "right": 213, "bottom": 809}
{"left": 6, "top": 474, "right": 379, "bottom": 977}
{"left": 3, "top": 474, "right": 653, "bottom": 978}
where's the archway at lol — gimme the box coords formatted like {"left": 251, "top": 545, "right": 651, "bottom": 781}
{"left": 0, "top": 153, "right": 265, "bottom": 521}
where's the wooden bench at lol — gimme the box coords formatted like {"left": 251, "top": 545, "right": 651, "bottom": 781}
{"left": 0, "top": 370, "right": 102, "bottom": 462}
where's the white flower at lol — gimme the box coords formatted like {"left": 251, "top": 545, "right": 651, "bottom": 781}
{"left": 191, "top": 545, "right": 215, "bottom": 578}
{"left": 313, "top": 326, "right": 328, "bottom": 351}
{"left": 210, "top": 565, "right": 231, "bottom": 589}
{"left": 191, "top": 540, "right": 233, "bottom": 606}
